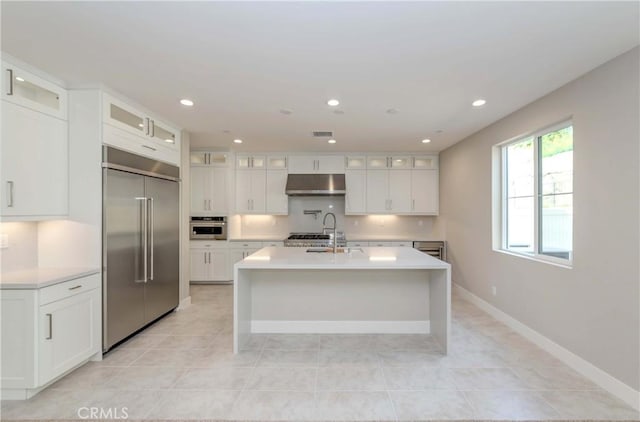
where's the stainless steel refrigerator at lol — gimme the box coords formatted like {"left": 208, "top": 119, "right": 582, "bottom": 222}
{"left": 102, "top": 146, "right": 180, "bottom": 352}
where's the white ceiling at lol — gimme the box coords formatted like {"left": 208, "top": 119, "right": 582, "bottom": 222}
{"left": 2, "top": 2, "right": 638, "bottom": 152}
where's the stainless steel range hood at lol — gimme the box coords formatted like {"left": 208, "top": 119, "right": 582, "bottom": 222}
{"left": 285, "top": 174, "right": 346, "bottom": 196}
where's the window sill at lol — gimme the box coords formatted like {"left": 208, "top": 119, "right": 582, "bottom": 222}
{"left": 493, "top": 248, "right": 573, "bottom": 269}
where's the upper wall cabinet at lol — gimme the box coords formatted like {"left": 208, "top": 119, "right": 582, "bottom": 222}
{"left": 367, "top": 156, "right": 412, "bottom": 169}
{"left": 236, "top": 155, "right": 266, "bottom": 169}
{"left": 2, "top": 62, "right": 68, "bottom": 120}
{"left": 413, "top": 155, "right": 439, "bottom": 169}
{"left": 1, "top": 61, "right": 68, "bottom": 220}
{"left": 288, "top": 155, "right": 344, "bottom": 174}
{"left": 1, "top": 101, "right": 68, "bottom": 219}
{"left": 102, "top": 94, "right": 181, "bottom": 166}
{"left": 191, "top": 151, "right": 229, "bottom": 166}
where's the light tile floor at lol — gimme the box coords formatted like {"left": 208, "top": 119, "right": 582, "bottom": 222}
{"left": 2, "top": 285, "right": 638, "bottom": 421}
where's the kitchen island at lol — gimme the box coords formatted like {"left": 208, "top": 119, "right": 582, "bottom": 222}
{"left": 233, "top": 247, "right": 451, "bottom": 354}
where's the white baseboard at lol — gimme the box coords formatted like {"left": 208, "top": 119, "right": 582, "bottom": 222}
{"left": 251, "top": 320, "right": 430, "bottom": 334}
{"left": 454, "top": 283, "right": 640, "bottom": 411}
{"left": 176, "top": 295, "right": 191, "bottom": 311}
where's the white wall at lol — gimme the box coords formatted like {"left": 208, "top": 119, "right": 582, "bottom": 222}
{"left": 440, "top": 47, "right": 639, "bottom": 390}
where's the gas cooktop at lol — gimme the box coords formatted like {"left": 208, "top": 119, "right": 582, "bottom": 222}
{"left": 284, "top": 232, "right": 346, "bottom": 247}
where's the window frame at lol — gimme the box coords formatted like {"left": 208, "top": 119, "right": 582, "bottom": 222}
{"left": 494, "top": 120, "right": 573, "bottom": 268}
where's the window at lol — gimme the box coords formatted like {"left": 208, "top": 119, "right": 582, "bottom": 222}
{"left": 496, "top": 122, "right": 573, "bottom": 265}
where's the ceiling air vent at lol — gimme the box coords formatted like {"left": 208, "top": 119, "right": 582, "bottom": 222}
{"left": 312, "top": 131, "right": 333, "bottom": 138}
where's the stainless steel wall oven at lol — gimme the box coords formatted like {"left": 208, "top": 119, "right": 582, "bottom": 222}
{"left": 190, "top": 216, "right": 227, "bottom": 240}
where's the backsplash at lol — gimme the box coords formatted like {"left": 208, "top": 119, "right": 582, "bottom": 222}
{"left": 0, "top": 222, "right": 38, "bottom": 273}
{"left": 234, "top": 197, "right": 442, "bottom": 240}
{"left": 0, "top": 220, "right": 99, "bottom": 273}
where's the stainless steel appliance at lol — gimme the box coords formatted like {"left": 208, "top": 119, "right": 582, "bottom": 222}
{"left": 284, "top": 232, "right": 347, "bottom": 248}
{"left": 102, "top": 146, "right": 180, "bottom": 352}
{"left": 413, "top": 241, "right": 447, "bottom": 261}
{"left": 190, "top": 216, "right": 227, "bottom": 240}
{"left": 285, "top": 174, "right": 346, "bottom": 196}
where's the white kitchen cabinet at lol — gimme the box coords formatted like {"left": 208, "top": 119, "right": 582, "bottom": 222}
{"left": 191, "top": 151, "right": 229, "bottom": 166}
{"left": 2, "top": 62, "right": 68, "bottom": 120}
{"left": 229, "top": 242, "right": 263, "bottom": 275}
{"left": 266, "top": 170, "right": 288, "bottom": 214}
{"left": 287, "top": 155, "right": 344, "bottom": 173}
{"left": 266, "top": 156, "right": 287, "bottom": 169}
{"left": 38, "top": 287, "right": 101, "bottom": 385}
{"left": 235, "top": 170, "right": 266, "bottom": 213}
{"left": 345, "top": 156, "right": 366, "bottom": 169}
{"left": 191, "top": 167, "right": 228, "bottom": 215}
{"left": 345, "top": 170, "right": 367, "bottom": 214}
{"left": 102, "top": 93, "right": 181, "bottom": 166}
{"left": 1, "top": 100, "right": 68, "bottom": 219}
{"left": 190, "top": 243, "right": 229, "bottom": 281}
{"left": 412, "top": 155, "right": 439, "bottom": 169}
{"left": 346, "top": 241, "right": 368, "bottom": 247}
{"left": 367, "top": 156, "right": 411, "bottom": 169}
{"left": 389, "top": 170, "right": 412, "bottom": 212}
{"left": 366, "top": 169, "right": 411, "bottom": 214}
{"left": 370, "top": 241, "right": 394, "bottom": 247}
{"left": 1, "top": 273, "right": 101, "bottom": 399}
{"left": 411, "top": 169, "right": 439, "bottom": 215}
{"left": 236, "top": 155, "right": 266, "bottom": 169}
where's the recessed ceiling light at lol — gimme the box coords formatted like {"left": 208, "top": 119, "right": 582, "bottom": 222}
{"left": 280, "top": 109, "right": 293, "bottom": 115}
{"left": 327, "top": 99, "right": 340, "bottom": 107}
{"left": 15, "top": 76, "right": 24, "bottom": 82}
{"left": 386, "top": 108, "right": 398, "bottom": 114}
{"left": 472, "top": 99, "right": 486, "bottom": 107}
{"left": 233, "top": 139, "right": 243, "bottom": 144}
{"left": 421, "top": 139, "right": 431, "bottom": 144}
{"left": 180, "top": 99, "right": 194, "bottom": 106}
{"left": 328, "top": 139, "right": 336, "bottom": 144}
{"left": 138, "top": 123, "right": 144, "bottom": 128}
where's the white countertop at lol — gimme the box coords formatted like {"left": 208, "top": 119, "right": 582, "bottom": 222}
{"left": 228, "top": 237, "right": 286, "bottom": 242}
{"left": 0, "top": 267, "right": 101, "bottom": 289}
{"left": 235, "top": 246, "right": 449, "bottom": 270}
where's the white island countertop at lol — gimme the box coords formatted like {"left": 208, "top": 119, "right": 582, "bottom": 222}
{"left": 236, "top": 246, "right": 449, "bottom": 270}
{"left": 0, "top": 267, "right": 100, "bottom": 289}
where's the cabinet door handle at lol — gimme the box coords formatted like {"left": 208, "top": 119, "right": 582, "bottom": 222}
{"left": 46, "top": 313, "right": 52, "bottom": 340}
{"left": 7, "top": 181, "right": 14, "bottom": 207}
{"left": 142, "top": 145, "right": 157, "bottom": 151}
{"left": 137, "top": 197, "right": 148, "bottom": 283}
{"left": 6, "top": 68, "right": 13, "bottom": 96}
{"left": 412, "top": 199, "right": 415, "bottom": 210}
{"left": 389, "top": 199, "right": 393, "bottom": 210}
{"left": 149, "top": 119, "right": 155, "bottom": 137}
{"left": 149, "top": 197, "right": 154, "bottom": 281}
{"left": 68, "top": 285, "right": 82, "bottom": 290}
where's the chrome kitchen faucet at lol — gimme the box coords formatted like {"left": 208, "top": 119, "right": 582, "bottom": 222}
{"left": 322, "top": 212, "right": 337, "bottom": 254}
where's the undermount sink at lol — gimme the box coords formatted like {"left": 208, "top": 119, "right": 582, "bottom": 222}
{"left": 305, "top": 247, "right": 363, "bottom": 254}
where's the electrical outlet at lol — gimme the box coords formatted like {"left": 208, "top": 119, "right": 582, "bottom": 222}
{"left": 491, "top": 285, "right": 497, "bottom": 296}
{"left": 0, "top": 234, "right": 8, "bottom": 249}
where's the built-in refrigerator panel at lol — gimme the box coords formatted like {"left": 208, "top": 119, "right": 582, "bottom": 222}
{"left": 103, "top": 168, "right": 147, "bottom": 350}
{"left": 143, "top": 176, "right": 179, "bottom": 323}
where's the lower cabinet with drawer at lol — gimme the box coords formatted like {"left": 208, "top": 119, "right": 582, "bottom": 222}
{"left": 1, "top": 273, "right": 101, "bottom": 399}
{"left": 190, "top": 241, "right": 229, "bottom": 282}
{"left": 347, "top": 241, "right": 413, "bottom": 247}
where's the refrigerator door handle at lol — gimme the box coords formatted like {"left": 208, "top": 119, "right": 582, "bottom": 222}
{"left": 149, "top": 197, "right": 154, "bottom": 281}
{"left": 136, "top": 197, "right": 148, "bottom": 283}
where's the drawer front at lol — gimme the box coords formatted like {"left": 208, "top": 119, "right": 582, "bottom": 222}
{"left": 392, "top": 241, "right": 413, "bottom": 247}
{"left": 370, "top": 241, "right": 394, "bottom": 247}
{"left": 229, "top": 241, "right": 263, "bottom": 248}
{"left": 190, "top": 240, "right": 228, "bottom": 249}
{"left": 263, "top": 241, "right": 284, "bottom": 247}
{"left": 39, "top": 273, "right": 100, "bottom": 306}
{"left": 346, "top": 241, "right": 368, "bottom": 247}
